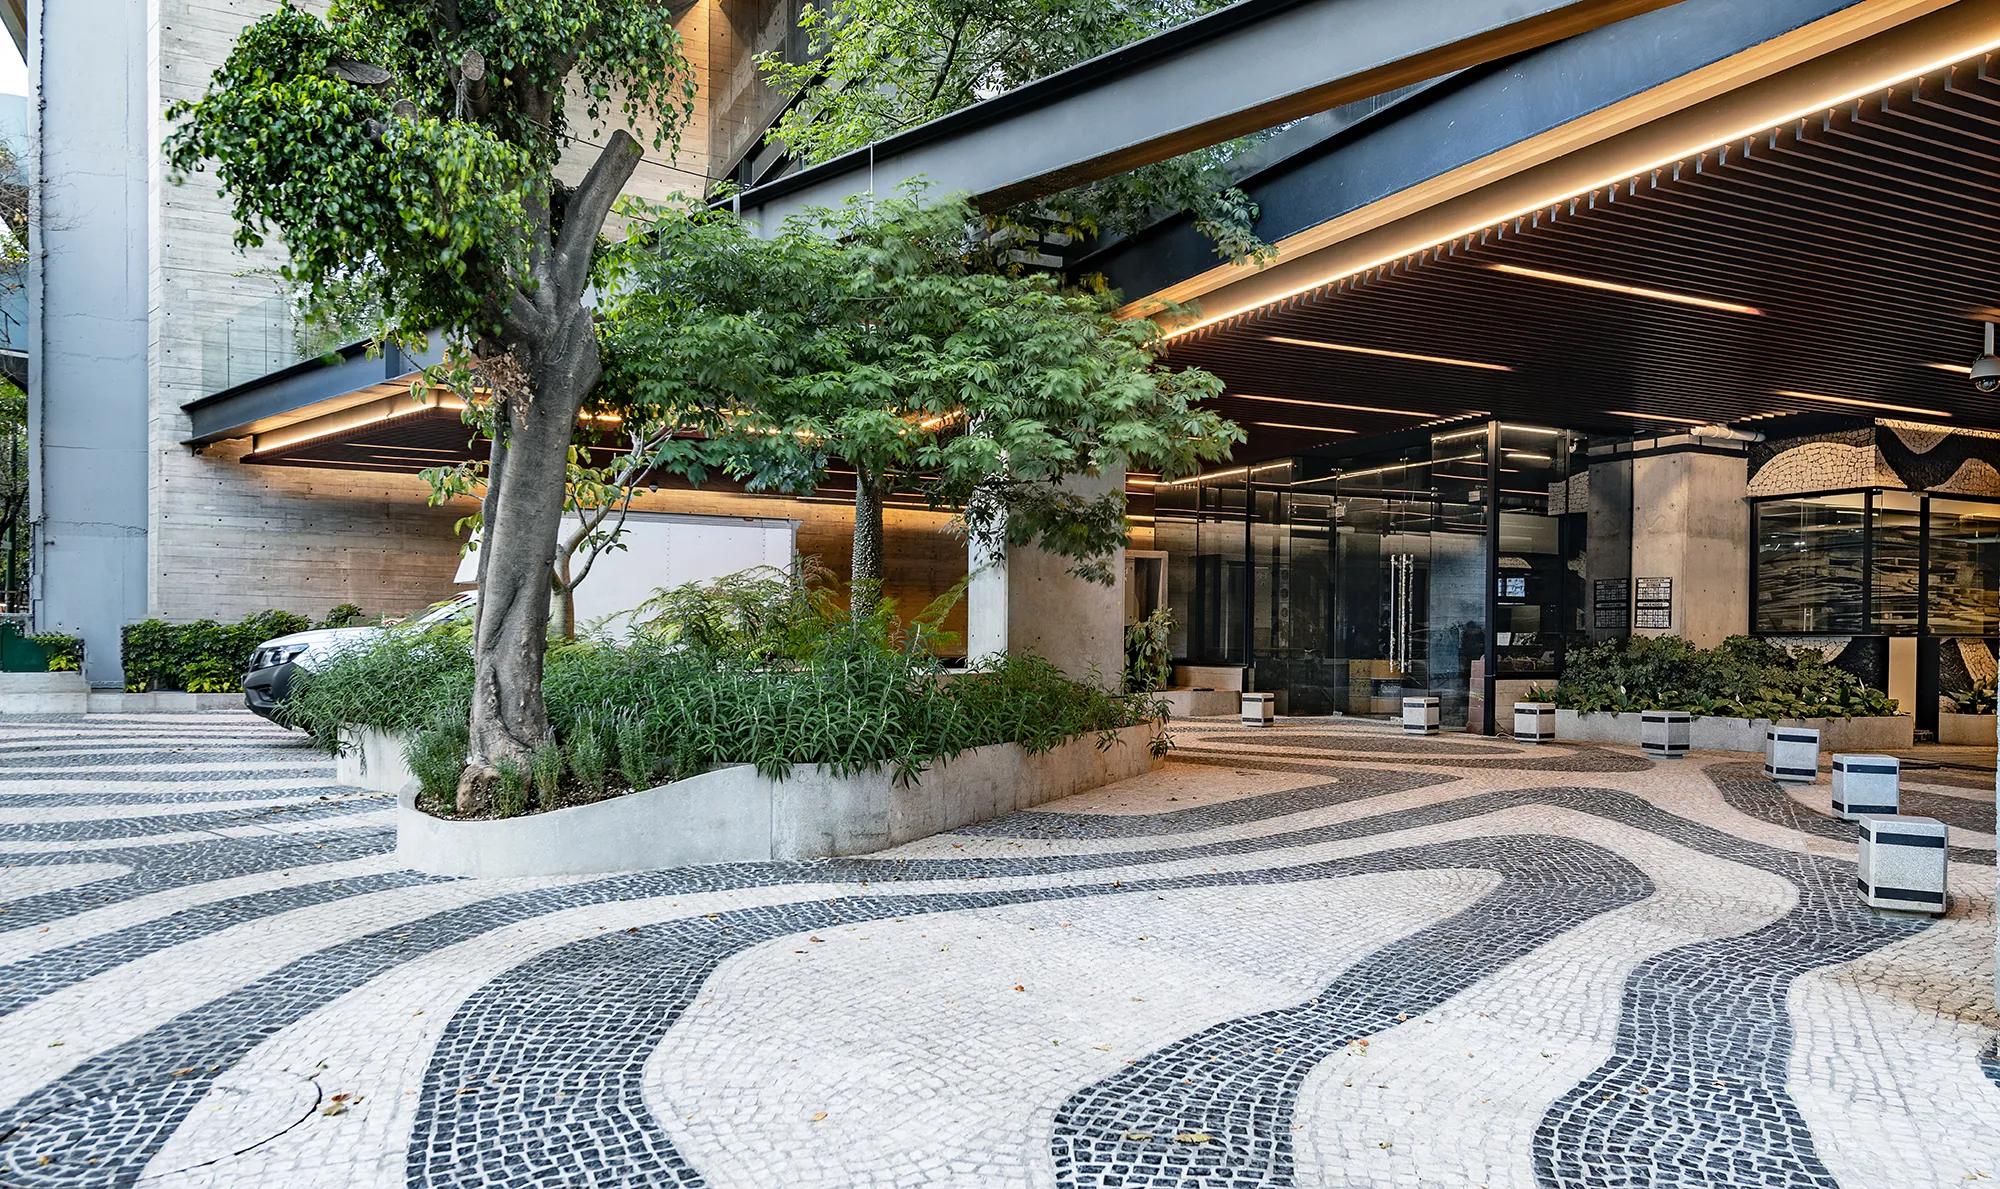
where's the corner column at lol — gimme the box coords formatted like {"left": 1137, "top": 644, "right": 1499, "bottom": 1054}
{"left": 966, "top": 470, "right": 1126, "bottom": 687}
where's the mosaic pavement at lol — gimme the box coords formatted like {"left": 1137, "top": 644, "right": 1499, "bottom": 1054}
{"left": 0, "top": 712, "right": 1995, "bottom": 1187}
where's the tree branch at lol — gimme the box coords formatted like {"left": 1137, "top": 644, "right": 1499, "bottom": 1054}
{"left": 553, "top": 130, "right": 641, "bottom": 297}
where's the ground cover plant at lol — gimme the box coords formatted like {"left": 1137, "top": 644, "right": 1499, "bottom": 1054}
{"left": 1534, "top": 635, "right": 1897, "bottom": 719}
{"left": 286, "top": 569, "right": 1167, "bottom": 818}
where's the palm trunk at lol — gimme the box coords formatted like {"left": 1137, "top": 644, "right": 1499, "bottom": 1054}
{"left": 851, "top": 470, "right": 885, "bottom": 621}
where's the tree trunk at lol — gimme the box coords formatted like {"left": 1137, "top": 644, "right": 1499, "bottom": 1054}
{"left": 458, "top": 319, "right": 599, "bottom": 812}
{"left": 851, "top": 470, "right": 885, "bottom": 621}
{"left": 455, "top": 129, "right": 641, "bottom": 813}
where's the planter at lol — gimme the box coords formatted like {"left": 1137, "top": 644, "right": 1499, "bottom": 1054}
{"left": 361, "top": 723, "right": 1164, "bottom": 878}
{"left": 1937, "top": 712, "right": 1995, "bottom": 747}
{"left": 335, "top": 728, "right": 421, "bottom": 796}
{"left": 0, "top": 671, "right": 90, "bottom": 715}
{"left": 1553, "top": 709, "right": 1912, "bottom": 754}
{"left": 1160, "top": 688, "right": 1243, "bottom": 718}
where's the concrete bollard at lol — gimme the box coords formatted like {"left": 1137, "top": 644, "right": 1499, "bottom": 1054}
{"left": 1830, "top": 754, "right": 1900, "bottom": 821}
{"left": 1855, "top": 815, "right": 1948, "bottom": 914}
{"left": 1513, "top": 702, "right": 1556, "bottom": 744}
{"left": 1402, "top": 695, "right": 1439, "bottom": 736}
{"left": 1240, "top": 692, "right": 1275, "bottom": 728}
{"left": 1764, "top": 726, "right": 1821, "bottom": 783}
{"left": 1640, "top": 710, "right": 1691, "bottom": 758}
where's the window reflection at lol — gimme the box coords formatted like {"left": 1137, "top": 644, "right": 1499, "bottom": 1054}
{"left": 1754, "top": 495, "right": 1866, "bottom": 634}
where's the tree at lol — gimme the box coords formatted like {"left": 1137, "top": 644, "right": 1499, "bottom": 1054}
{"left": 759, "top": 0, "right": 1266, "bottom": 263}
{"left": 0, "top": 381, "right": 25, "bottom": 610}
{"left": 421, "top": 405, "right": 712, "bottom": 640}
{"left": 602, "top": 191, "right": 1243, "bottom": 617}
{"left": 166, "top": 0, "right": 698, "bottom": 808}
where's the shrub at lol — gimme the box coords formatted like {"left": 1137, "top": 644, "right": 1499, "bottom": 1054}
{"left": 26, "top": 633, "right": 83, "bottom": 673}
{"left": 316, "top": 603, "right": 367, "bottom": 629}
{"left": 1550, "top": 635, "right": 1896, "bottom": 719}
{"left": 1123, "top": 608, "right": 1175, "bottom": 693}
{"left": 1950, "top": 678, "right": 1996, "bottom": 715}
{"left": 530, "top": 739, "right": 563, "bottom": 805}
{"left": 121, "top": 610, "right": 313, "bottom": 692}
{"left": 287, "top": 589, "right": 1165, "bottom": 818}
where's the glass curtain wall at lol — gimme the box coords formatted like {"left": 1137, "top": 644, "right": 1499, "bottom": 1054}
{"left": 1161, "top": 422, "right": 1574, "bottom": 730}
{"left": 1752, "top": 489, "right": 2000, "bottom": 729}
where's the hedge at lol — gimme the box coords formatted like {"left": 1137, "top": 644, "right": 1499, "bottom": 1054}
{"left": 120, "top": 604, "right": 364, "bottom": 692}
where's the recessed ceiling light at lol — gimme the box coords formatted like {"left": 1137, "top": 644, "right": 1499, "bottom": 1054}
{"left": 1226, "top": 393, "right": 1455, "bottom": 418}
{"left": 1774, "top": 389, "right": 1949, "bottom": 418}
{"left": 1487, "top": 264, "right": 1761, "bottom": 315}
{"left": 1264, "top": 336, "right": 1512, "bottom": 372}
{"left": 1251, "top": 421, "right": 1358, "bottom": 435}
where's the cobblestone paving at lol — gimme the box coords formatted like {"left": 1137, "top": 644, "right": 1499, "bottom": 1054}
{"left": 0, "top": 712, "right": 1995, "bottom": 1187}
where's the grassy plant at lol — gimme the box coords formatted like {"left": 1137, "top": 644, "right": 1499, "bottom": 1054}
{"left": 530, "top": 739, "right": 564, "bottom": 805}
{"left": 403, "top": 712, "right": 469, "bottom": 811}
{"left": 568, "top": 713, "right": 610, "bottom": 798}
{"left": 614, "top": 709, "right": 658, "bottom": 792}
{"left": 492, "top": 758, "right": 529, "bottom": 818}
{"left": 289, "top": 577, "right": 1162, "bottom": 818}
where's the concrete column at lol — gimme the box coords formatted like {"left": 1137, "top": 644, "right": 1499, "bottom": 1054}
{"left": 1583, "top": 457, "right": 1632, "bottom": 642}
{"left": 29, "top": 0, "right": 151, "bottom": 687}
{"left": 966, "top": 470, "right": 1125, "bottom": 688}
{"left": 1629, "top": 448, "right": 1749, "bottom": 647}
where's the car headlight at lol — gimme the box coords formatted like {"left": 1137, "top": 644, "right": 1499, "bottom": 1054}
{"left": 252, "top": 644, "right": 309, "bottom": 671}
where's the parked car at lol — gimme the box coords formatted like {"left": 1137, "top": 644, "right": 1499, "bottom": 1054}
{"left": 243, "top": 592, "right": 475, "bottom": 723}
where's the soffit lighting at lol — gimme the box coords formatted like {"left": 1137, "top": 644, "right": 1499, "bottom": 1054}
{"left": 1774, "top": 389, "right": 1949, "bottom": 418}
{"left": 1226, "top": 393, "right": 1450, "bottom": 418}
{"left": 1265, "top": 335, "right": 1511, "bottom": 372}
{"left": 1252, "top": 420, "right": 1358, "bottom": 435}
{"left": 1486, "top": 264, "right": 1760, "bottom": 315}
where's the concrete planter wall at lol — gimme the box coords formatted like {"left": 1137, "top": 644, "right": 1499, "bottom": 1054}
{"left": 1937, "top": 712, "right": 1996, "bottom": 747}
{"left": 1554, "top": 709, "right": 1912, "bottom": 754}
{"left": 335, "top": 728, "right": 421, "bottom": 796}
{"left": 0, "top": 672, "right": 89, "bottom": 715}
{"left": 350, "top": 723, "right": 1164, "bottom": 878}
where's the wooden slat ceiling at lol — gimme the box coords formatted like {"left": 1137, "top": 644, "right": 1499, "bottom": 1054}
{"left": 1164, "top": 51, "right": 2000, "bottom": 462}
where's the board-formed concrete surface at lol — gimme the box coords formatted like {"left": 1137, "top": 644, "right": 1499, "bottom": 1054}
{"left": 0, "top": 711, "right": 1994, "bottom": 1186}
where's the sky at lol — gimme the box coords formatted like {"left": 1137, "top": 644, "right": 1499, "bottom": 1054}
{"left": 0, "top": 40, "right": 24, "bottom": 97}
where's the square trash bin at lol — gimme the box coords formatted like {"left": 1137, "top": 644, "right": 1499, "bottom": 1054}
{"left": 1402, "top": 696, "right": 1439, "bottom": 736}
{"left": 1764, "top": 727, "right": 1821, "bottom": 783}
{"left": 1830, "top": 754, "right": 1900, "bottom": 821}
{"left": 1240, "top": 692, "right": 1275, "bottom": 728}
{"left": 1513, "top": 702, "right": 1556, "bottom": 744}
{"left": 1640, "top": 711, "right": 1690, "bottom": 758}
{"left": 1855, "top": 815, "right": 1947, "bottom": 914}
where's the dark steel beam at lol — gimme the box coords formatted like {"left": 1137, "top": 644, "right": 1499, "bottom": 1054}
{"left": 180, "top": 334, "right": 447, "bottom": 447}
{"left": 731, "top": 0, "right": 1687, "bottom": 230}
{"left": 1081, "top": 0, "right": 1864, "bottom": 298}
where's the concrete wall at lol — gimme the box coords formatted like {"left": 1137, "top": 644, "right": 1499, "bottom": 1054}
{"left": 129, "top": 0, "right": 758, "bottom": 636}
{"left": 30, "top": 0, "right": 152, "bottom": 687}
{"left": 968, "top": 470, "right": 1126, "bottom": 684}
{"left": 1629, "top": 448, "right": 1749, "bottom": 647}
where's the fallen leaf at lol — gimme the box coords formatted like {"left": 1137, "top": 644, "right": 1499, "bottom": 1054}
{"left": 810, "top": 1111, "right": 828, "bottom": 1122}
{"left": 1174, "top": 1132, "right": 1213, "bottom": 1145}
{"left": 1013, "top": 985, "right": 1026, "bottom": 992}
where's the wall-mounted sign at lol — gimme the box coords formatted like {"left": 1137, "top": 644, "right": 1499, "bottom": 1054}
{"left": 1592, "top": 578, "right": 1629, "bottom": 630}
{"left": 1634, "top": 576, "right": 1673, "bottom": 629}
